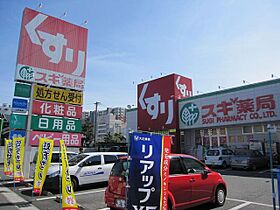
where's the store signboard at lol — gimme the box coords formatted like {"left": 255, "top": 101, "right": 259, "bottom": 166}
{"left": 30, "top": 131, "right": 82, "bottom": 147}
{"left": 33, "top": 85, "right": 83, "bottom": 105}
{"left": 14, "top": 83, "right": 31, "bottom": 98}
{"left": 31, "top": 115, "right": 82, "bottom": 133}
{"left": 32, "top": 100, "right": 82, "bottom": 119}
{"left": 179, "top": 82, "right": 280, "bottom": 129}
{"left": 138, "top": 74, "right": 192, "bottom": 131}
{"left": 12, "top": 98, "right": 28, "bottom": 113}
{"left": 10, "top": 130, "right": 26, "bottom": 140}
{"left": 15, "top": 8, "right": 88, "bottom": 91}
{"left": 9, "top": 114, "right": 27, "bottom": 129}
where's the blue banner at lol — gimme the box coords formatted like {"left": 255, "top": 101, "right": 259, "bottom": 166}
{"left": 128, "top": 132, "right": 171, "bottom": 210}
{"left": 9, "top": 130, "right": 26, "bottom": 140}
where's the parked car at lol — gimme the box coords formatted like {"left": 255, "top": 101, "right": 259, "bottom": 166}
{"left": 44, "top": 152, "right": 127, "bottom": 191}
{"left": 105, "top": 154, "right": 227, "bottom": 210}
{"left": 205, "top": 148, "right": 234, "bottom": 168}
{"left": 231, "top": 149, "right": 269, "bottom": 170}
{"left": 108, "top": 145, "right": 128, "bottom": 152}
{"left": 30, "top": 151, "right": 78, "bottom": 178}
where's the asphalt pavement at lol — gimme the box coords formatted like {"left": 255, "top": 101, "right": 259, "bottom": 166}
{"left": 1, "top": 165, "right": 279, "bottom": 210}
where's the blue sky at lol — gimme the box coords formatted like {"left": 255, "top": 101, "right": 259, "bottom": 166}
{"left": 0, "top": 0, "right": 280, "bottom": 111}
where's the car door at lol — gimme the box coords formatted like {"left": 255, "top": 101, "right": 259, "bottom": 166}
{"left": 103, "top": 155, "right": 118, "bottom": 180}
{"left": 77, "top": 155, "right": 104, "bottom": 185}
{"left": 168, "top": 157, "right": 192, "bottom": 209}
{"left": 182, "top": 157, "right": 214, "bottom": 203}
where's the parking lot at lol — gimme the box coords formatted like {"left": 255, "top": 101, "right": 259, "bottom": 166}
{"left": 0, "top": 165, "right": 278, "bottom": 210}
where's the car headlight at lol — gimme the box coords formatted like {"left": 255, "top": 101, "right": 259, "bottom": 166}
{"left": 49, "top": 170, "right": 60, "bottom": 178}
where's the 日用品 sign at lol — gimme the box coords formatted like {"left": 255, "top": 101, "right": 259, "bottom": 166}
{"left": 31, "top": 115, "right": 82, "bottom": 133}
{"left": 12, "top": 98, "right": 28, "bottom": 113}
{"left": 15, "top": 8, "right": 88, "bottom": 91}
{"left": 14, "top": 83, "right": 31, "bottom": 98}
{"left": 33, "top": 85, "right": 83, "bottom": 105}
{"left": 32, "top": 100, "right": 82, "bottom": 119}
{"left": 9, "top": 114, "right": 27, "bottom": 129}
{"left": 30, "top": 131, "right": 82, "bottom": 147}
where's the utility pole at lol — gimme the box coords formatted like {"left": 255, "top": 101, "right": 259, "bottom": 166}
{"left": 93, "top": 102, "right": 100, "bottom": 146}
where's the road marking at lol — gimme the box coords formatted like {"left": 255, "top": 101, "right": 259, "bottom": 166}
{"left": 228, "top": 202, "right": 251, "bottom": 210}
{"left": 18, "top": 187, "right": 33, "bottom": 191}
{"left": 97, "top": 208, "right": 109, "bottom": 210}
{"left": 0, "top": 179, "right": 33, "bottom": 185}
{"left": 35, "top": 189, "right": 106, "bottom": 201}
{"left": 227, "top": 197, "right": 278, "bottom": 208}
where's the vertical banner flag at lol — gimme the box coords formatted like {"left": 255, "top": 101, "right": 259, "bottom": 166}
{"left": 60, "top": 140, "right": 78, "bottom": 210}
{"left": 128, "top": 132, "right": 171, "bottom": 210}
{"left": 13, "top": 137, "right": 25, "bottom": 181}
{"left": 4, "top": 139, "right": 13, "bottom": 176}
{"left": 33, "top": 138, "right": 54, "bottom": 195}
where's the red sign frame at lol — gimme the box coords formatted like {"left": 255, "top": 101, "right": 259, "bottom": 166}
{"left": 137, "top": 74, "right": 192, "bottom": 131}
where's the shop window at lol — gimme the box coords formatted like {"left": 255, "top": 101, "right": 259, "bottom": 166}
{"left": 253, "top": 125, "right": 264, "bottom": 133}
{"left": 212, "top": 129, "right": 217, "bottom": 136}
{"left": 242, "top": 126, "right": 252, "bottom": 134}
{"left": 219, "top": 128, "right": 226, "bottom": 135}
{"left": 229, "top": 136, "right": 235, "bottom": 144}
{"left": 237, "top": 135, "right": 245, "bottom": 143}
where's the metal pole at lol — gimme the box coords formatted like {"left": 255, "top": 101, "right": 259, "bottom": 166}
{"left": 268, "top": 126, "right": 276, "bottom": 210}
{"left": 0, "top": 118, "right": 4, "bottom": 137}
{"left": 24, "top": 83, "right": 34, "bottom": 179}
{"left": 93, "top": 102, "right": 100, "bottom": 147}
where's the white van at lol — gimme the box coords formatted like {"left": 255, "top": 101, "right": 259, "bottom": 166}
{"left": 205, "top": 148, "right": 233, "bottom": 168}
{"left": 44, "top": 152, "right": 127, "bottom": 191}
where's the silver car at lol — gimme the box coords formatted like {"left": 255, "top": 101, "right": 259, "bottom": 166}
{"left": 231, "top": 149, "right": 269, "bottom": 170}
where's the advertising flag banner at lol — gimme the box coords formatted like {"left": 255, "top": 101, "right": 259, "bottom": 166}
{"left": 128, "top": 132, "right": 171, "bottom": 210}
{"left": 33, "top": 85, "right": 83, "bottom": 105}
{"left": 30, "top": 131, "right": 82, "bottom": 147}
{"left": 31, "top": 115, "right": 82, "bottom": 133}
{"left": 60, "top": 140, "right": 78, "bottom": 210}
{"left": 16, "top": 8, "right": 88, "bottom": 91}
{"left": 33, "top": 138, "right": 54, "bottom": 195}
{"left": 13, "top": 137, "right": 25, "bottom": 182}
{"left": 4, "top": 139, "right": 13, "bottom": 176}
{"left": 32, "top": 100, "right": 82, "bottom": 119}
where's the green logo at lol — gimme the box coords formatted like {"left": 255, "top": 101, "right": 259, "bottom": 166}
{"left": 19, "top": 66, "right": 34, "bottom": 80}
{"left": 180, "top": 103, "right": 199, "bottom": 126}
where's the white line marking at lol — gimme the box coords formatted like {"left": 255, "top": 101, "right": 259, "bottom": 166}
{"left": 18, "top": 187, "right": 33, "bottom": 191}
{"left": 35, "top": 189, "right": 106, "bottom": 201}
{"left": 227, "top": 197, "right": 278, "bottom": 208}
{"left": 97, "top": 208, "right": 109, "bottom": 210}
{"left": 228, "top": 202, "right": 251, "bottom": 210}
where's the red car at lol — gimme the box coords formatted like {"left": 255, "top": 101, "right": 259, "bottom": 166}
{"left": 105, "top": 154, "right": 227, "bottom": 210}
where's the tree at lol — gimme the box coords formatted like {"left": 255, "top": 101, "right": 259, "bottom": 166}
{"left": 82, "top": 118, "right": 93, "bottom": 147}
{"left": 104, "top": 132, "right": 113, "bottom": 144}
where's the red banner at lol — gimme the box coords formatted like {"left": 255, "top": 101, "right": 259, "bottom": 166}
{"left": 30, "top": 131, "right": 82, "bottom": 147}
{"left": 32, "top": 100, "right": 82, "bottom": 119}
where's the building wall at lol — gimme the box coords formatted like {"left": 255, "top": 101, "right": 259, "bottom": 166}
{"left": 126, "top": 108, "right": 137, "bottom": 140}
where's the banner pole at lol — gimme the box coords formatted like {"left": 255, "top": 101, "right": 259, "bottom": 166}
{"left": 59, "top": 141, "right": 62, "bottom": 210}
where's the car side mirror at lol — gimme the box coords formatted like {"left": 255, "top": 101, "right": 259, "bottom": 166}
{"left": 203, "top": 169, "right": 210, "bottom": 175}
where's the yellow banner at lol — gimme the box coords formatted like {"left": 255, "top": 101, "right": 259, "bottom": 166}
{"left": 33, "top": 138, "right": 54, "bottom": 195}
{"left": 4, "top": 139, "right": 13, "bottom": 176}
{"left": 13, "top": 137, "right": 25, "bottom": 182}
{"left": 33, "top": 85, "right": 83, "bottom": 105}
{"left": 60, "top": 140, "right": 78, "bottom": 210}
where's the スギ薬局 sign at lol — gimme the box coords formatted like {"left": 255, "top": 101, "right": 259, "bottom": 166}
{"left": 179, "top": 81, "right": 280, "bottom": 129}
{"left": 15, "top": 8, "right": 88, "bottom": 91}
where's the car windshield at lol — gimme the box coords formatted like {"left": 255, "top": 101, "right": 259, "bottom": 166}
{"left": 234, "top": 150, "right": 253, "bottom": 157}
{"left": 50, "top": 153, "right": 77, "bottom": 163}
{"left": 207, "top": 150, "right": 220, "bottom": 156}
{"left": 69, "top": 154, "right": 89, "bottom": 166}
{"left": 110, "top": 160, "right": 130, "bottom": 177}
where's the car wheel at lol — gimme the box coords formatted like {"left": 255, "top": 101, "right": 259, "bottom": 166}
{"left": 222, "top": 161, "right": 227, "bottom": 169}
{"left": 215, "top": 186, "right": 226, "bottom": 207}
{"left": 71, "top": 177, "right": 78, "bottom": 191}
